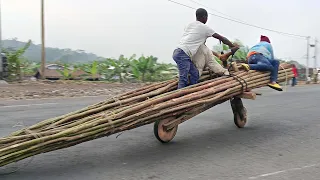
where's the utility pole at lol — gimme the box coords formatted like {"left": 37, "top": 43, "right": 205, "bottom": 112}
{"left": 314, "top": 38, "right": 317, "bottom": 69}
{"left": 306, "top": 36, "right": 310, "bottom": 81}
{"left": 309, "top": 39, "right": 317, "bottom": 83}
{"left": 0, "top": 0, "right": 3, "bottom": 80}
{"left": 40, "top": 0, "right": 46, "bottom": 79}
{"left": 314, "top": 38, "right": 318, "bottom": 83}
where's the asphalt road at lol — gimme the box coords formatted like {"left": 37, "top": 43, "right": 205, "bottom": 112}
{"left": 1, "top": 85, "right": 320, "bottom": 180}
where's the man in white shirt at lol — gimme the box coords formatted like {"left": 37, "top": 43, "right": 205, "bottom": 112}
{"left": 173, "top": 8, "right": 237, "bottom": 89}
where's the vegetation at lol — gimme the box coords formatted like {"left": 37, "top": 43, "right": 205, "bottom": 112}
{"left": 212, "top": 39, "right": 249, "bottom": 64}
{"left": 2, "top": 40, "right": 32, "bottom": 81}
{"left": 130, "top": 55, "right": 177, "bottom": 82}
{"left": 56, "top": 63, "right": 74, "bottom": 80}
{"left": 104, "top": 55, "right": 133, "bottom": 83}
{"left": 1, "top": 39, "right": 306, "bottom": 82}
{"left": 1, "top": 42, "right": 178, "bottom": 82}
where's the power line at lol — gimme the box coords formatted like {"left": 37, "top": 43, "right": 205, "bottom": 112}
{"left": 188, "top": 0, "right": 247, "bottom": 24}
{"left": 168, "top": 0, "right": 308, "bottom": 39}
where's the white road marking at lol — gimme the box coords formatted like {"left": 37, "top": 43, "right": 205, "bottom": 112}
{"left": 0, "top": 103, "right": 58, "bottom": 109}
{"left": 248, "top": 163, "right": 320, "bottom": 179}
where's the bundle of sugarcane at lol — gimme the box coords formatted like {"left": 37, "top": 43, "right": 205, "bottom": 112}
{"left": 0, "top": 63, "right": 294, "bottom": 167}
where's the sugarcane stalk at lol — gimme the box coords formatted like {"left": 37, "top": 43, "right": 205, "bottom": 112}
{"left": 3, "top": 69, "right": 292, "bottom": 141}
{"left": 0, "top": 64, "right": 294, "bottom": 167}
{"left": 1, "top": 69, "right": 292, "bottom": 143}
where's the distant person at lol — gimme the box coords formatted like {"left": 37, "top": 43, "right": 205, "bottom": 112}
{"left": 241, "top": 35, "right": 283, "bottom": 91}
{"left": 291, "top": 64, "right": 298, "bottom": 86}
{"left": 307, "top": 75, "right": 311, "bottom": 84}
{"left": 173, "top": 8, "right": 237, "bottom": 89}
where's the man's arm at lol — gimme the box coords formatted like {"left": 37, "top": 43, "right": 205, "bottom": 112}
{"left": 204, "top": 47, "right": 229, "bottom": 75}
{"left": 211, "top": 51, "right": 221, "bottom": 59}
{"left": 212, "top": 46, "right": 239, "bottom": 61}
{"left": 212, "top": 33, "right": 236, "bottom": 48}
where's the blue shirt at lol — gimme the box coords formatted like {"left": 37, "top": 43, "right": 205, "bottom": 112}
{"left": 248, "top": 41, "right": 274, "bottom": 60}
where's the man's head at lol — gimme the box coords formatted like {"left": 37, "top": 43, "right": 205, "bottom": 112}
{"left": 196, "top": 8, "right": 208, "bottom": 24}
{"left": 260, "top": 35, "right": 271, "bottom": 43}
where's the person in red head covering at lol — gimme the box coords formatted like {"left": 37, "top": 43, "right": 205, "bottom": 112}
{"left": 260, "top": 35, "right": 271, "bottom": 43}
{"left": 240, "top": 35, "right": 283, "bottom": 91}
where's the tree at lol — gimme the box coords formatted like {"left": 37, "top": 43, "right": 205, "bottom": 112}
{"left": 80, "top": 61, "right": 100, "bottom": 80}
{"left": 213, "top": 39, "right": 249, "bottom": 65}
{"left": 103, "top": 55, "right": 132, "bottom": 82}
{"left": 20, "top": 60, "right": 40, "bottom": 77}
{"left": 57, "top": 63, "right": 72, "bottom": 80}
{"left": 232, "top": 39, "right": 249, "bottom": 62}
{"left": 2, "top": 40, "right": 32, "bottom": 81}
{"left": 148, "top": 63, "right": 178, "bottom": 81}
{"left": 130, "top": 55, "right": 177, "bottom": 82}
{"left": 131, "top": 55, "right": 157, "bottom": 82}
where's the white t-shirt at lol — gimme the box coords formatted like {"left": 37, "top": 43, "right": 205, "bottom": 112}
{"left": 177, "top": 21, "right": 215, "bottom": 58}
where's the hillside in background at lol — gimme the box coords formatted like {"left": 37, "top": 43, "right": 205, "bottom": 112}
{"left": 2, "top": 39, "right": 104, "bottom": 63}
{"left": 2, "top": 39, "right": 307, "bottom": 69}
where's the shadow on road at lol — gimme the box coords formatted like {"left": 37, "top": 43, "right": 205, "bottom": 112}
{"left": 1, "top": 119, "right": 293, "bottom": 179}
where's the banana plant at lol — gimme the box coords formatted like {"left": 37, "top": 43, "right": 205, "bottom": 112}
{"left": 90, "top": 61, "right": 98, "bottom": 79}
{"left": 103, "top": 55, "right": 132, "bottom": 82}
{"left": 20, "top": 59, "right": 40, "bottom": 76}
{"left": 2, "top": 40, "right": 32, "bottom": 81}
{"left": 130, "top": 55, "right": 157, "bottom": 82}
{"left": 57, "top": 63, "right": 72, "bottom": 80}
{"left": 130, "top": 55, "right": 176, "bottom": 82}
{"left": 232, "top": 39, "right": 249, "bottom": 62}
{"left": 212, "top": 39, "right": 249, "bottom": 64}
{"left": 148, "top": 63, "right": 178, "bottom": 81}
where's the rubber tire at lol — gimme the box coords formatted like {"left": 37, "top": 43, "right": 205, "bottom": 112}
{"left": 231, "top": 97, "right": 247, "bottom": 128}
{"left": 234, "top": 106, "right": 247, "bottom": 128}
{"left": 153, "top": 119, "right": 178, "bottom": 143}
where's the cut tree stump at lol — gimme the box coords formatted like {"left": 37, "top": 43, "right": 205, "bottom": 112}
{"left": 231, "top": 62, "right": 239, "bottom": 72}
{"left": 236, "top": 91, "right": 257, "bottom": 100}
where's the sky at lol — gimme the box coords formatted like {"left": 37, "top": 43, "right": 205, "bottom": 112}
{"left": 1, "top": 0, "right": 320, "bottom": 66}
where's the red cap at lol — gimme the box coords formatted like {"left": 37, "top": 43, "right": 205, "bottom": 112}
{"left": 260, "top": 35, "right": 271, "bottom": 43}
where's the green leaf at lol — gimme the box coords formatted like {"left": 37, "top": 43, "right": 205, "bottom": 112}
{"left": 91, "top": 61, "right": 98, "bottom": 76}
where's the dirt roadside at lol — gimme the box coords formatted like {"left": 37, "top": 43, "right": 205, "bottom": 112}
{"left": 0, "top": 79, "right": 317, "bottom": 101}
{"left": 0, "top": 80, "right": 145, "bottom": 100}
